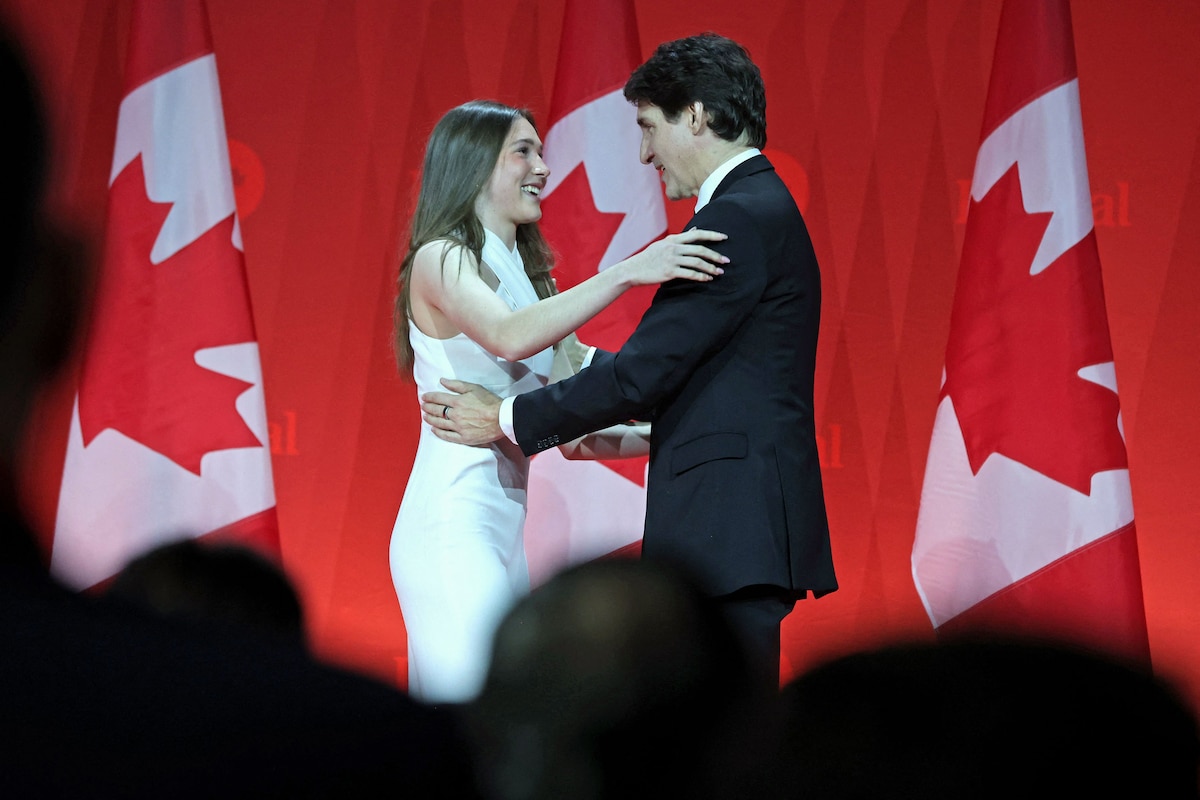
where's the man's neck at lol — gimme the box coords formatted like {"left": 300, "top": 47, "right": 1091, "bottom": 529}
{"left": 694, "top": 145, "right": 761, "bottom": 212}
{"left": 696, "top": 141, "right": 755, "bottom": 187}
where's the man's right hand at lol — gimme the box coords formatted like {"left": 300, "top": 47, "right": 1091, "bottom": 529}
{"left": 422, "top": 379, "right": 505, "bottom": 446}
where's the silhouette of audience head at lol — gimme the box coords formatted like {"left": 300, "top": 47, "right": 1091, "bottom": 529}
{"left": 0, "top": 26, "right": 88, "bottom": 482}
{"left": 0, "top": 24, "right": 88, "bottom": 577}
{"left": 109, "top": 538, "right": 306, "bottom": 647}
{"left": 771, "top": 636, "right": 1200, "bottom": 799}
{"left": 465, "top": 557, "right": 778, "bottom": 800}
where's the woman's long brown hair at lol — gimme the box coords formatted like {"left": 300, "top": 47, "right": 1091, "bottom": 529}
{"left": 393, "top": 100, "right": 556, "bottom": 376}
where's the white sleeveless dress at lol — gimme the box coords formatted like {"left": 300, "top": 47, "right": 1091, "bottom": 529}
{"left": 390, "top": 229, "right": 553, "bottom": 704}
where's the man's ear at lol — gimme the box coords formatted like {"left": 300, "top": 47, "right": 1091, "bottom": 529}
{"left": 688, "top": 101, "right": 707, "bottom": 135}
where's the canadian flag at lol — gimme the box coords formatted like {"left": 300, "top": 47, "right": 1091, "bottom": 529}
{"left": 912, "top": 0, "right": 1149, "bottom": 663}
{"left": 522, "top": 0, "right": 665, "bottom": 584}
{"left": 52, "top": 0, "right": 278, "bottom": 589}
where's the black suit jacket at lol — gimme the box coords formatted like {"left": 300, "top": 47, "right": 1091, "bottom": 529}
{"left": 515, "top": 155, "right": 836, "bottom": 599}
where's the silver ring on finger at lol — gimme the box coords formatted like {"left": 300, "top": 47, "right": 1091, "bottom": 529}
{"left": 442, "top": 405, "right": 450, "bottom": 419}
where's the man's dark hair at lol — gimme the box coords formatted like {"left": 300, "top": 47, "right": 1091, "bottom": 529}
{"left": 623, "top": 32, "right": 767, "bottom": 149}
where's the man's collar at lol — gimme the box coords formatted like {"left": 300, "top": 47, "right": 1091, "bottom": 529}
{"left": 695, "top": 148, "right": 761, "bottom": 213}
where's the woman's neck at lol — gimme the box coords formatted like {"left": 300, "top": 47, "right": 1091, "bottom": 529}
{"left": 483, "top": 222, "right": 517, "bottom": 251}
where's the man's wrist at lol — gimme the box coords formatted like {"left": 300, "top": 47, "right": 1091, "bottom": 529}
{"left": 499, "top": 396, "right": 517, "bottom": 444}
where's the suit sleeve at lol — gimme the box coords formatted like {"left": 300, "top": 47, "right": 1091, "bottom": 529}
{"left": 513, "top": 200, "right": 767, "bottom": 456}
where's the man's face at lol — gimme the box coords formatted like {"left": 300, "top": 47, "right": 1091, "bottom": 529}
{"left": 636, "top": 101, "right": 702, "bottom": 201}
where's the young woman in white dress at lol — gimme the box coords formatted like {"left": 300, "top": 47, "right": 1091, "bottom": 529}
{"left": 389, "top": 100, "right": 727, "bottom": 703}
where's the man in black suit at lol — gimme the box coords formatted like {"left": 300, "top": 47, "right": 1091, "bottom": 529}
{"left": 426, "top": 33, "right": 836, "bottom": 686}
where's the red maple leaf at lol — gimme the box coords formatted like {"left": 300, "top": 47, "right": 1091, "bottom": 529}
{"left": 78, "top": 155, "right": 262, "bottom": 475}
{"left": 942, "top": 164, "right": 1127, "bottom": 495}
{"left": 540, "top": 164, "right": 640, "bottom": 351}
{"left": 540, "top": 164, "right": 648, "bottom": 487}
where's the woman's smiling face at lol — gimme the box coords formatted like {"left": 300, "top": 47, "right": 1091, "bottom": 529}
{"left": 475, "top": 116, "right": 549, "bottom": 245}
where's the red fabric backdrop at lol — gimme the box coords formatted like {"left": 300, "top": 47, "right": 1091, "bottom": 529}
{"left": 6, "top": 0, "right": 1198, "bottom": 709}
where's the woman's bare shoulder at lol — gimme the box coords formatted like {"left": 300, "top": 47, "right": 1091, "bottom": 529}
{"left": 413, "top": 237, "right": 477, "bottom": 275}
